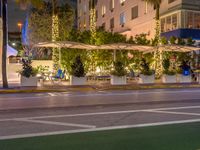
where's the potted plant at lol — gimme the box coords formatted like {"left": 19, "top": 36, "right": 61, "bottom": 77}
{"left": 19, "top": 59, "right": 38, "bottom": 87}
{"left": 138, "top": 58, "right": 155, "bottom": 84}
{"left": 110, "top": 61, "right": 127, "bottom": 85}
{"left": 177, "top": 61, "right": 191, "bottom": 83}
{"left": 162, "top": 59, "right": 176, "bottom": 83}
{"left": 70, "top": 56, "right": 86, "bottom": 85}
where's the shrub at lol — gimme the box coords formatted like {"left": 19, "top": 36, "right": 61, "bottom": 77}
{"left": 19, "top": 59, "right": 38, "bottom": 78}
{"left": 140, "top": 58, "right": 154, "bottom": 76}
{"left": 162, "top": 59, "right": 176, "bottom": 75}
{"left": 111, "top": 61, "right": 127, "bottom": 77}
{"left": 71, "top": 56, "right": 85, "bottom": 77}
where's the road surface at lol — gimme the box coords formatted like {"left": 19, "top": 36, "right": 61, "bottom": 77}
{"left": 0, "top": 88, "right": 200, "bottom": 140}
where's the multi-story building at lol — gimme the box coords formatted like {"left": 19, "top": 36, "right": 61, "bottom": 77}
{"left": 77, "top": 0, "right": 200, "bottom": 40}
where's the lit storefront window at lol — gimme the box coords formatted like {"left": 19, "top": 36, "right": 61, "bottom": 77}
{"left": 172, "top": 14, "right": 177, "bottom": 30}
{"left": 194, "top": 13, "right": 200, "bottom": 29}
{"left": 160, "top": 12, "right": 179, "bottom": 32}
{"left": 186, "top": 12, "right": 193, "bottom": 28}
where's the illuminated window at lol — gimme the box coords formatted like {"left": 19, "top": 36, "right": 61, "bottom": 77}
{"left": 186, "top": 12, "right": 193, "bottom": 28}
{"left": 161, "top": 18, "right": 165, "bottom": 32}
{"left": 110, "top": 0, "right": 115, "bottom": 11}
{"left": 144, "top": 2, "right": 148, "bottom": 14}
{"left": 102, "top": 5, "right": 106, "bottom": 17}
{"left": 120, "top": 0, "right": 125, "bottom": 5}
{"left": 166, "top": 16, "right": 171, "bottom": 31}
{"left": 172, "top": 14, "right": 177, "bottom": 29}
{"left": 194, "top": 13, "right": 200, "bottom": 29}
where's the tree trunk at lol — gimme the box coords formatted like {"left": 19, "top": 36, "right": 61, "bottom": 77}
{"left": 2, "top": 0, "right": 8, "bottom": 88}
{"left": 51, "top": 0, "right": 60, "bottom": 70}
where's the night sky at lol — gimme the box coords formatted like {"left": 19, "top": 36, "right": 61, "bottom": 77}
{"left": 8, "top": 0, "right": 27, "bottom": 32}
{"left": 8, "top": 0, "right": 77, "bottom": 32}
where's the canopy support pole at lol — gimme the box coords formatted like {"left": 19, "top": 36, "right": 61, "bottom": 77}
{"left": 113, "top": 50, "right": 116, "bottom": 61}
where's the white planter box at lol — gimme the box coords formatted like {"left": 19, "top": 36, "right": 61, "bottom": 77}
{"left": 177, "top": 74, "right": 191, "bottom": 83}
{"left": 21, "top": 76, "right": 38, "bottom": 87}
{"left": 111, "top": 75, "right": 126, "bottom": 85}
{"left": 70, "top": 76, "right": 86, "bottom": 85}
{"left": 162, "top": 75, "right": 177, "bottom": 83}
{"left": 138, "top": 74, "right": 155, "bottom": 84}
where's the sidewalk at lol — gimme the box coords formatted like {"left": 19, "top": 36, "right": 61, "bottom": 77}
{"left": 1, "top": 82, "right": 200, "bottom": 94}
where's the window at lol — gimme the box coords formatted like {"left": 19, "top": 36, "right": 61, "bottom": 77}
{"left": 186, "top": 12, "right": 193, "bottom": 28}
{"left": 110, "top": 0, "right": 115, "bottom": 11}
{"left": 83, "top": 4, "right": 87, "bottom": 14}
{"left": 120, "top": 12, "right": 126, "bottom": 26}
{"left": 83, "top": 17, "right": 86, "bottom": 28}
{"left": 194, "top": 13, "right": 200, "bottom": 29}
{"left": 161, "top": 18, "right": 165, "bottom": 32}
{"left": 168, "top": 0, "right": 177, "bottom": 4}
{"left": 96, "top": 10, "right": 98, "bottom": 19}
{"left": 131, "top": 6, "right": 138, "bottom": 19}
{"left": 79, "top": 9, "right": 82, "bottom": 17}
{"left": 101, "top": 5, "right": 106, "bottom": 17}
{"left": 102, "top": 23, "right": 106, "bottom": 30}
{"left": 110, "top": 18, "right": 114, "bottom": 29}
{"left": 166, "top": 16, "right": 172, "bottom": 31}
{"left": 172, "top": 14, "right": 177, "bottom": 29}
{"left": 144, "top": 2, "right": 148, "bottom": 14}
{"left": 120, "top": 0, "right": 125, "bottom": 5}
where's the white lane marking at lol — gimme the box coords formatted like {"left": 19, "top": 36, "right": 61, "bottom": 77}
{"left": 148, "top": 110, "right": 200, "bottom": 116}
{"left": 48, "top": 93, "right": 57, "bottom": 97}
{"left": 1, "top": 105, "right": 200, "bottom": 122}
{"left": 1, "top": 118, "right": 200, "bottom": 140}
{"left": 1, "top": 89, "right": 200, "bottom": 100}
{"left": 15, "top": 119, "right": 96, "bottom": 129}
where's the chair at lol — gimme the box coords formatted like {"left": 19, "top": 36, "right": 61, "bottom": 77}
{"left": 51, "top": 69, "right": 66, "bottom": 84}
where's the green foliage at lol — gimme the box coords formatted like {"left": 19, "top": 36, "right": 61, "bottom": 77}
{"left": 19, "top": 59, "right": 38, "bottom": 78}
{"left": 160, "top": 36, "right": 168, "bottom": 45}
{"left": 163, "top": 59, "right": 170, "bottom": 71}
{"left": 127, "top": 36, "right": 135, "bottom": 44}
{"left": 187, "top": 37, "right": 195, "bottom": 46}
{"left": 135, "top": 34, "right": 150, "bottom": 45}
{"left": 140, "top": 58, "right": 154, "bottom": 76}
{"left": 61, "top": 49, "right": 88, "bottom": 73}
{"left": 162, "top": 59, "right": 176, "bottom": 75}
{"left": 28, "top": 1, "right": 74, "bottom": 45}
{"left": 177, "top": 38, "right": 185, "bottom": 45}
{"left": 169, "top": 36, "right": 176, "bottom": 44}
{"left": 111, "top": 61, "right": 127, "bottom": 77}
{"left": 70, "top": 56, "right": 85, "bottom": 77}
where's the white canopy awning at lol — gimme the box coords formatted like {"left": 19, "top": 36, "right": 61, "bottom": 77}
{"left": 98, "top": 43, "right": 154, "bottom": 52}
{"left": 161, "top": 45, "right": 200, "bottom": 52}
{"left": 33, "top": 41, "right": 200, "bottom": 53}
{"left": 7, "top": 45, "right": 18, "bottom": 57}
{"left": 33, "top": 41, "right": 98, "bottom": 50}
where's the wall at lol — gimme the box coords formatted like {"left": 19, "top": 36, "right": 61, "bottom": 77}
{"left": 0, "top": 60, "right": 53, "bottom": 82}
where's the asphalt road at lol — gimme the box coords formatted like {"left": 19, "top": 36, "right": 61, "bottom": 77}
{"left": 1, "top": 88, "right": 200, "bottom": 140}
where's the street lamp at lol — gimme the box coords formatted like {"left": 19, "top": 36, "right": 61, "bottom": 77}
{"left": 17, "top": 22, "right": 23, "bottom": 32}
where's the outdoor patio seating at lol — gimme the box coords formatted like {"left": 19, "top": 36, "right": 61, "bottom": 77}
{"left": 51, "top": 69, "right": 66, "bottom": 84}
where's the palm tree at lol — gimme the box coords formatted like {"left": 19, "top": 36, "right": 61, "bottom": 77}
{"left": 51, "top": 0, "right": 60, "bottom": 69}
{"left": 89, "top": 0, "right": 97, "bottom": 44}
{"left": 143, "top": 0, "right": 162, "bottom": 78}
{"left": 1, "top": 0, "right": 8, "bottom": 88}
{"left": 1, "top": 0, "right": 43, "bottom": 88}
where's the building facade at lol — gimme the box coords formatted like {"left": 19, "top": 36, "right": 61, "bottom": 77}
{"left": 77, "top": 0, "right": 200, "bottom": 40}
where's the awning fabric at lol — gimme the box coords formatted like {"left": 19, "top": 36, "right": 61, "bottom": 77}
{"left": 7, "top": 45, "right": 18, "bottom": 57}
